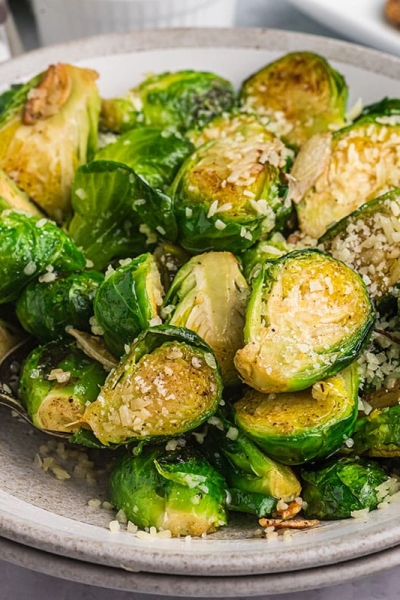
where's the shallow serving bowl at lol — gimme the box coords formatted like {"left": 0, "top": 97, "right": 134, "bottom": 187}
{"left": 1, "top": 27, "right": 400, "bottom": 593}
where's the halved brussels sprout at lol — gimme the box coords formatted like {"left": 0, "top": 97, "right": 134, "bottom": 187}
{"left": 93, "top": 253, "right": 164, "bottom": 357}
{"left": 68, "top": 160, "right": 177, "bottom": 270}
{"left": 320, "top": 189, "right": 400, "bottom": 300}
{"left": 0, "top": 210, "right": 86, "bottom": 304}
{"left": 233, "top": 364, "right": 359, "bottom": 465}
{"left": 163, "top": 252, "right": 249, "bottom": 385}
{"left": 205, "top": 412, "right": 301, "bottom": 500}
{"left": 0, "top": 63, "right": 100, "bottom": 222}
{"left": 0, "top": 169, "right": 43, "bottom": 216}
{"left": 352, "top": 405, "right": 400, "bottom": 457}
{"left": 100, "top": 70, "right": 236, "bottom": 134}
{"left": 18, "top": 341, "right": 107, "bottom": 433}
{"left": 239, "top": 51, "right": 348, "bottom": 148}
{"left": 170, "top": 115, "right": 293, "bottom": 253}
{"left": 294, "top": 115, "right": 400, "bottom": 238}
{"left": 16, "top": 271, "right": 103, "bottom": 343}
{"left": 240, "top": 232, "right": 289, "bottom": 284}
{"left": 108, "top": 444, "right": 228, "bottom": 536}
{"left": 234, "top": 249, "right": 374, "bottom": 393}
{"left": 301, "top": 456, "right": 390, "bottom": 519}
{"left": 95, "top": 127, "right": 194, "bottom": 190}
{"left": 81, "top": 326, "right": 223, "bottom": 445}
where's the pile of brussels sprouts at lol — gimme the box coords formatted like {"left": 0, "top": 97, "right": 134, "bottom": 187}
{"left": 0, "top": 53, "right": 399, "bottom": 537}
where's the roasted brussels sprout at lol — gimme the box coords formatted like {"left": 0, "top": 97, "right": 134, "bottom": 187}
{"left": 226, "top": 488, "right": 277, "bottom": 518}
{"left": 16, "top": 271, "right": 103, "bottom": 343}
{"left": 68, "top": 160, "right": 177, "bottom": 270}
{"left": 240, "top": 232, "right": 289, "bottom": 283}
{"left": 0, "top": 210, "right": 86, "bottom": 304}
{"left": 234, "top": 249, "right": 374, "bottom": 393}
{"left": 170, "top": 115, "right": 293, "bottom": 253}
{"left": 18, "top": 341, "right": 107, "bottom": 433}
{"left": 163, "top": 252, "right": 249, "bottom": 385}
{"left": 294, "top": 114, "right": 400, "bottom": 238}
{"left": 93, "top": 253, "right": 164, "bottom": 357}
{"left": 240, "top": 51, "right": 348, "bottom": 148}
{"left": 0, "top": 63, "right": 100, "bottom": 222}
{"left": 320, "top": 189, "right": 400, "bottom": 300}
{"left": 100, "top": 70, "right": 235, "bottom": 134}
{"left": 108, "top": 444, "right": 228, "bottom": 536}
{"left": 233, "top": 365, "right": 359, "bottom": 465}
{"left": 95, "top": 127, "right": 194, "bottom": 190}
{"left": 205, "top": 412, "right": 301, "bottom": 500}
{"left": 352, "top": 405, "right": 400, "bottom": 457}
{"left": 82, "top": 326, "right": 222, "bottom": 445}
{"left": 301, "top": 457, "right": 391, "bottom": 519}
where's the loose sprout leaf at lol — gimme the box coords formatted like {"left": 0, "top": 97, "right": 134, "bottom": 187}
{"left": 233, "top": 364, "right": 359, "bottom": 465}
{"left": 95, "top": 127, "right": 194, "bottom": 190}
{"left": 239, "top": 51, "right": 348, "bottom": 148}
{"left": 235, "top": 249, "right": 374, "bottom": 393}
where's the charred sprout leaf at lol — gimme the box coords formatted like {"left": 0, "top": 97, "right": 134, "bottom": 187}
{"left": 301, "top": 456, "right": 390, "bottom": 519}
{"left": 205, "top": 411, "right": 301, "bottom": 500}
{"left": 16, "top": 271, "right": 103, "bottom": 343}
{"left": 235, "top": 249, "right": 374, "bottom": 393}
{"left": 0, "top": 63, "right": 100, "bottom": 222}
{"left": 68, "top": 160, "right": 177, "bottom": 270}
{"left": 352, "top": 405, "right": 400, "bottom": 457}
{"left": 233, "top": 364, "right": 359, "bottom": 465}
{"left": 0, "top": 169, "right": 43, "bottom": 216}
{"left": 163, "top": 252, "right": 249, "bottom": 385}
{"left": 93, "top": 253, "right": 164, "bottom": 357}
{"left": 296, "top": 115, "right": 400, "bottom": 238}
{"left": 67, "top": 328, "right": 118, "bottom": 372}
{"left": 240, "top": 232, "right": 289, "bottom": 284}
{"left": 239, "top": 51, "right": 348, "bottom": 148}
{"left": 170, "top": 114, "right": 293, "bottom": 254}
{"left": 0, "top": 210, "right": 86, "bottom": 304}
{"left": 100, "top": 70, "right": 236, "bottom": 134}
{"left": 108, "top": 444, "right": 228, "bottom": 536}
{"left": 153, "top": 241, "right": 190, "bottom": 292}
{"left": 320, "top": 189, "right": 400, "bottom": 300}
{"left": 82, "top": 325, "right": 223, "bottom": 445}
{"left": 18, "top": 341, "right": 107, "bottom": 433}
{"left": 95, "top": 127, "right": 194, "bottom": 190}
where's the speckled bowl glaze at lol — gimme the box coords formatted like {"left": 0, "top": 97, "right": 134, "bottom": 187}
{"left": 1, "top": 28, "right": 400, "bottom": 589}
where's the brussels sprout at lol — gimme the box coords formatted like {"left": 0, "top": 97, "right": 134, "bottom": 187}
{"left": 356, "top": 98, "right": 400, "bottom": 120}
{"left": 93, "top": 253, "right": 164, "bottom": 357}
{"left": 233, "top": 365, "right": 359, "bottom": 465}
{"left": 240, "top": 232, "right": 289, "bottom": 283}
{"left": 0, "top": 169, "right": 43, "bottom": 216}
{"left": 234, "top": 249, "right": 374, "bottom": 393}
{"left": 18, "top": 341, "right": 107, "bottom": 433}
{"left": 95, "top": 127, "right": 194, "bottom": 190}
{"left": 82, "top": 325, "right": 223, "bottom": 445}
{"left": 16, "top": 271, "right": 103, "bottom": 343}
{"left": 226, "top": 488, "right": 277, "bottom": 518}
{"left": 205, "top": 412, "right": 301, "bottom": 500}
{"left": 0, "top": 63, "right": 100, "bottom": 222}
{"left": 294, "top": 115, "right": 400, "bottom": 238}
{"left": 0, "top": 210, "right": 86, "bottom": 304}
{"left": 301, "top": 456, "right": 390, "bottom": 519}
{"left": 153, "top": 241, "right": 190, "bottom": 292}
{"left": 170, "top": 115, "right": 293, "bottom": 254}
{"left": 100, "top": 70, "right": 236, "bottom": 134}
{"left": 163, "top": 252, "right": 249, "bottom": 385}
{"left": 320, "top": 189, "right": 400, "bottom": 300}
{"left": 108, "top": 444, "right": 228, "bottom": 536}
{"left": 240, "top": 52, "right": 348, "bottom": 148}
{"left": 68, "top": 160, "right": 177, "bottom": 270}
{"left": 352, "top": 405, "right": 400, "bottom": 457}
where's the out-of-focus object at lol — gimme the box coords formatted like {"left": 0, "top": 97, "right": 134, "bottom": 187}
{"left": 0, "top": 0, "right": 23, "bottom": 60}
{"left": 31, "top": 0, "right": 237, "bottom": 46}
{"left": 287, "top": 0, "right": 400, "bottom": 56}
{"left": 385, "top": 0, "right": 400, "bottom": 27}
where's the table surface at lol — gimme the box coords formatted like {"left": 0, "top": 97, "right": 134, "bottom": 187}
{"left": 2, "top": 0, "right": 399, "bottom": 598}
